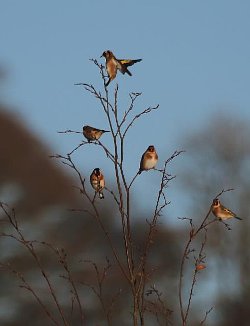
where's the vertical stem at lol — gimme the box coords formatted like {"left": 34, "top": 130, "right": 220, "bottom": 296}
{"left": 103, "top": 84, "right": 135, "bottom": 287}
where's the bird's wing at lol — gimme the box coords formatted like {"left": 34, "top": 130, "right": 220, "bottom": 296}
{"left": 221, "top": 205, "right": 236, "bottom": 216}
{"left": 118, "top": 59, "right": 142, "bottom": 67}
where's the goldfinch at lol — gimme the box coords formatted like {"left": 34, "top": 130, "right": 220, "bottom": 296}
{"left": 90, "top": 168, "right": 105, "bottom": 199}
{"left": 212, "top": 198, "right": 242, "bottom": 220}
{"left": 139, "top": 145, "right": 158, "bottom": 174}
{"left": 101, "top": 50, "right": 142, "bottom": 86}
{"left": 83, "top": 125, "right": 110, "bottom": 142}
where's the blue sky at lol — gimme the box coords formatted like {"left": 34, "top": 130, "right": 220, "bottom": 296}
{"left": 1, "top": 1, "right": 250, "bottom": 221}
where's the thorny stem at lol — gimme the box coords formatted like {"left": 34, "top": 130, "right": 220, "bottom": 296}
{"left": 82, "top": 259, "right": 113, "bottom": 326}
{"left": 200, "top": 307, "right": 214, "bottom": 325}
{"left": 25, "top": 240, "right": 85, "bottom": 325}
{"left": 77, "top": 60, "right": 142, "bottom": 321}
{"left": 0, "top": 262, "right": 60, "bottom": 326}
{"left": 0, "top": 56, "right": 237, "bottom": 326}
{"left": 178, "top": 188, "right": 234, "bottom": 326}
{"left": 0, "top": 203, "right": 70, "bottom": 326}
{"left": 76, "top": 72, "right": 144, "bottom": 279}
{"left": 135, "top": 151, "right": 183, "bottom": 323}
{"left": 184, "top": 231, "right": 207, "bottom": 323}
{"left": 66, "top": 59, "right": 182, "bottom": 325}
{"left": 55, "top": 153, "right": 130, "bottom": 284}
{"left": 57, "top": 247, "right": 85, "bottom": 325}
{"left": 74, "top": 61, "right": 185, "bottom": 325}
{"left": 76, "top": 77, "right": 136, "bottom": 289}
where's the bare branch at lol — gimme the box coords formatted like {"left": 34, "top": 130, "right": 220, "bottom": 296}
{"left": 178, "top": 188, "right": 234, "bottom": 325}
{"left": 123, "top": 104, "right": 159, "bottom": 138}
{"left": 57, "top": 129, "right": 83, "bottom": 134}
{"left": 200, "top": 306, "right": 214, "bottom": 325}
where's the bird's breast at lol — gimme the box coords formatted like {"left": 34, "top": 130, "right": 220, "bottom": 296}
{"left": 107, "top": 59, "right": 118, "bottom": 79}
{"left": 144, "top": 154, "right": 157, "bottom": 169}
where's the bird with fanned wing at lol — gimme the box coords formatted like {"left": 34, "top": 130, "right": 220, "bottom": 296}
{"left": 101, "top": 50, "right": 142, "bottom": 86}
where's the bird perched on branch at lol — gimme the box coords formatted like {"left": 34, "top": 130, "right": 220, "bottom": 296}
{"left": 101, "top": 50, "right": 142, "bottom": 86}
{"left": 139, "top": 145, "right": 158, "bottom": 174}
{"left": 211, "top": 198, "right": 242, "bottom": 220}
{"left": 83, "top": 125, "right": 110, "bottom": 142}
{"left": 90, "top": 168, "right": 105, "bottom": 199}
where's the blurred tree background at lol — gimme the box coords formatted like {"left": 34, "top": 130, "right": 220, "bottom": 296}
{"left": 1, "top": 1, "right": 250, "bottom": 324}
{"left": 1, "top": 62, "right": 250, "bottom": 326}
{"left": 0, "top": 103, "right": 181, "bottom": 325}
{"left": 175, "top": 112, "right": 250, "bottom": 326}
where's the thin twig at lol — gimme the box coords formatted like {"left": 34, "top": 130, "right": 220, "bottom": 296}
{"left": 178, "top": 188, "right": 234, "bottom": 325}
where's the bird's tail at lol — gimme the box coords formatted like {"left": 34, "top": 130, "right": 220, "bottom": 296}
{"left": 132, "top": 59, "right": 142, "bottom": 64}
{"left": 125, "top": 68, "right": 132, "bottom": 76}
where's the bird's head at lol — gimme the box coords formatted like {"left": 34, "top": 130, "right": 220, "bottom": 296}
{"left": 101, "top": 50, "right": 112, "bottom": 59}
{"left": 94, "top": 168, "right": 101, "bottom": 176}
{"left": 212, "top": 198, "right": 220, "bottom": 207}
{"left": 148, "top": 145, "right": 155, "bottom": 152}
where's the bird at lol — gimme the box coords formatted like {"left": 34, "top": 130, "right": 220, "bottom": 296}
{"left": 83, "top": 125, "right": 110, "bottom": 142}
{"left": 90, "top": 168, "right": 105, "bottom": 199}
{"left": 139, "top": 145, "right": 158, "bottom": 174}
{"left": 211, "top": 198, "right": 242, "bottom": 220}
{"left": 101, "top": 50, "right": 142, "bottom": 86}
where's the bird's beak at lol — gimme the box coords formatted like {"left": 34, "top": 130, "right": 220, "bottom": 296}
{"left": 100, "top": 53, "right": 104, "bottom": 58}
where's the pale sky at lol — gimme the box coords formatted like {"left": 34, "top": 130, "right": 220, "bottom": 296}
{"left": 1, "top": 0, "right": 250, "bottom": 220}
